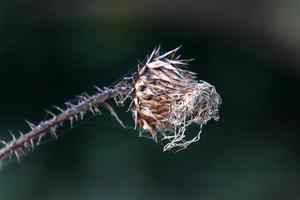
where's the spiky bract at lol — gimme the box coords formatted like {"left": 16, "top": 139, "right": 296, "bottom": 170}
{"left": 125, "top": 47, "right": 221, "bottom": 151}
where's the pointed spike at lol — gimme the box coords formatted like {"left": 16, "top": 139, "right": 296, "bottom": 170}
{"left": 138, "top": 126, "right": 143, "bottom": 137}
{"left": 175, "top": 55, "right": 181, "bottom": 60}
{"left": 9, "top": 131, "right": 16, "bottom": 141}
{"left": 25, "top": 120, "right": 36, "bottom": 130}
{"left": 65, "top": 102, "right": 74, "bottom": 108}
{"left": 24, "top": 141, "right": 29, "bottom": 149}
{"left": 69, "top": 116, "right": 74, "bottom": 129}
{"left": 167, "top": 47, "right": 180, "bottom": 60}
{"left": 173, "top": 45, "right": 183, "bottom": 52}
{"left": 89, "top": 107, "right": 95, "bottom": 115}
{"left": 80, "top": 111, "right": 85, "bottom": 120}
{"left": 153, "top": 133, "right": 158, "bottom": 143}
{"left": 102, "top": 102, "right": 125, "bottom": 128}
{"left": 45, "top": 109, "right": 56, "bottom": 119}
{"left": 137, "top": 60, "right": 145, "bottom": 72}
{"left": 30, "top": 139, "right": 35, "bottom": 151}
{"left": 74, "top": 114, "right": 79, "bottom": 121}
{"left": 134, "top": 110, "right": 138, "bottom": 130}
{"left": 153, "top": 45, "right": 161, "bottom": 59}
{"left": 50, "top": 128, "right": 58, "bottom": 139}
{"left": 82, "top": 92, "right": 90, "bottom": 98}
{"left": 138, "top": 65, "right": 147, "bottom": 75}
{"left": 19, "top": 131, "right": 24, "bottom": 136}
{"left": 8, "top": 150, "right": 13, "bottom": 161}
{"left": 76, "top": 95, "right": 86, "bottom": 103}
{"left": 146, "top": 47, "right": 158, "bottom": 65}
{"left": 93, "top": 105, "right": 101, "bottom": 114}
{"left": 52, "top": 105, "right": 64, "bottom": 113}
{"left": 94, "top": 85, "right": 103, "bottom": 92}
{"left": 0, "top": 140, "right": 8, "bottom": 146}
{"left": 18, "top": 147, "right": 27, "bottom": 156}
{"left": 14, "top": 150, "right": 20, "bottom": 162}
{"left": 157, "top": 46, "right": 182, "bottom": 60}
{"left": 176, "top": 58, "right": 194, "bottom": 64}
{"left": 36, "top": 135, "right": 43, "bottom": 146}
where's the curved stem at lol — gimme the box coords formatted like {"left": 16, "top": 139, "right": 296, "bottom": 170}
{"left": 0, "top": 86, "right": 130, "bottom": 164}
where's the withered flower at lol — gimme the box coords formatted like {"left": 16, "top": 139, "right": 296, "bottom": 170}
{"left": 0, "top": 46, "right": 221, "bottom": 167}
{"left": 118, "top": 47, "right": 221, "bottom": 151}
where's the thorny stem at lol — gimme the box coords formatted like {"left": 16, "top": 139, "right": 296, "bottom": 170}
{"left": 0, "top": 46, "right": 222, "bottom": 167}
{"left": 0, "top": 86, "right": 131, "bottom": 165}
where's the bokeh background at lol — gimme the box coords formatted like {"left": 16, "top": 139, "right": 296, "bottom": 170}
{"left": 0, "top": 0, "right": 300, "bottom": 200}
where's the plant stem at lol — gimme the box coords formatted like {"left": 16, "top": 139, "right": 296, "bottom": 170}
{"left": 0, "top": 86, "right": 130, "bottom": 164}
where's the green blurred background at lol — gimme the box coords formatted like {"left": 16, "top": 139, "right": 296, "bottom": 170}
{"left": 0, "top": 0, "right": 299, "bottom": 200}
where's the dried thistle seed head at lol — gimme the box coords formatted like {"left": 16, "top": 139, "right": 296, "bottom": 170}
{"left": 128, "top": 47, "right": 221, "bottom": 151}
{"left": 0, "top": 46, "right": 221, "bottom": 167}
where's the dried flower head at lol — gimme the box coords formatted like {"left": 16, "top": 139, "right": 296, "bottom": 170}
{"left": 0, "top": 46, "right": 221, "bottom": 168}
{"left": 119, "top": 46, "right": 221, "bottom": 151}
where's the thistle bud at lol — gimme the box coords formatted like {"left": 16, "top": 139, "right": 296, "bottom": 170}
{"left": 127, "top": 47, "right": 221, "bottom": 151}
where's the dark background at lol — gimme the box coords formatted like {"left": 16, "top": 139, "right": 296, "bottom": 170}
{"left": 0, "top": 0, "right": 299, "bottom": 199}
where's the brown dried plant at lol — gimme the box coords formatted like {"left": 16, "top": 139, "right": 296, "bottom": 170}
{"left": 0, "top": 46, "right": 221, "bottom": 168}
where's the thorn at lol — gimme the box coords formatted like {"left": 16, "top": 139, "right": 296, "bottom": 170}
{"left": 25, "top": 120, "right": 36, "bottom": 130}
{"left": 173, "top": 45, "right": 183, "bottom": 53}
{"left": 0, "top": 140, "right": 8, "bottom": 146}
{"left": 134, "top": 113, "right": 138, "bottom": 131}
{"left": 45, "top": 109, "right": 56, "bottom": 119}
{"left": 153, "top": 133, "right": 158, "bottom": 143}
{"left": 52, "top": 106, "right": 64, "bottom": 113}
{"left": 82, "top": 92, "right": 90, "bottom": 98}
{"left": 103, "top": 87, "right": 110, "bottom": 92}
{"left": 175, "top": 54, "right": 181, "bottom": 60}
{"left": 102, "top": 102, "right": 125, "bottom": 128}
{"left": 77, "top": 99, "right": 83, "bottom": 105}
{"left": 36, "top": 132, "right": 46, "bottom": 146}
{"left": 30, "top": 139, "right": 34, "bottom": 151}
{"left": 93, "top": 106, "right": 101, "bottom": 114}
{"left": 14, "top": 150, "right": 20, "bottom": 162}
{"left": 113, "top": 97, "right": 122, "bottom": 106}
{"left": 65, "top": 102, "right": 74, "bottom": 108}
{"left": 8, "top": 150, "right": 13, "bottom": 161}
{"left": 9, "top": 131, "right": 16, "bottom": 141}
{"left": 36, "top": 135, "right": 43, "bottom": 146}
{"left": 24, "top": 141, "right": 30, "bottom": 149}
{"left": 138, "top": 127, "right": 143, "bottom": 137}
{"left": 19, "top": 131, "right": 23, "bottom": 136}
{"left": 89, "top": 104, "right": 98, "bottom": 115}
{"left": 18, "top": 147, "right": 27, "bottom": 156}
{"left": 89, "top": 107, "right": 96, "bottom": 115}
{"left": 50, "top": 128, "right": 58, "bottom": 139}
{"left": 80, "top": 111, "right": 85, "bottom": 120}
{"left": 146, "top": 47, "right": 157, "bottom": 65}
{"left": 157, "top": 46, "right": 182, "bottom": 60}
{"left": 94, "top": 85, "right": 103, "bottom": 92}
{"left": 69, "top": 116, "right": 74, "bottom": 129}
{"left": 155, "top": 45, "right": 161, "bottom": 57}
{"left": 77, "top": 95, "right": 87, "bottom": 102}
{"left": 74, "top": 114, "right": 79, "bottom": 121}
{"left": 177, "top": 58, "right": 194, "bottom": 64}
